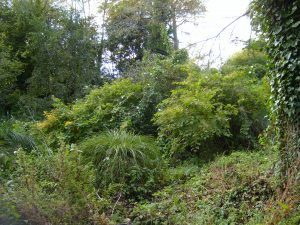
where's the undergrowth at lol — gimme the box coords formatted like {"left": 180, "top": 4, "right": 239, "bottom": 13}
{"left": 132, "top": 149, "right": 283, "bottom": 224}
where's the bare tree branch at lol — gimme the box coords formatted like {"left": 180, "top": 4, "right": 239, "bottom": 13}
{"left": 183, "top": 11, "right": 250, "bottom": 49}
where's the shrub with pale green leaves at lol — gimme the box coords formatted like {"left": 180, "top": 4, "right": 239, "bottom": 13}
{"left": 154, "top": 70, "right": 269, "bottom": 157}
{"left": 34, "top": 79, "right": 144, "bottom": 145}
{"left": 126, "top": 51, "right": 196, "bottom": 135}
{"left": 221, "top": 48, "right": 268, "bottom": 78}
{"left": 33, "top": 53, "right": 197, "bottom": 145}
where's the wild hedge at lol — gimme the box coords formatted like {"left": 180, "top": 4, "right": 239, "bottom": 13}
{"left": 154, "top": 70, "right": 270, "bottom": 157}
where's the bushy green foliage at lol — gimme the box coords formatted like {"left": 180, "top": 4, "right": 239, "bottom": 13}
{"left": 132, "top": 149, "right": 278, "bottom": 224}
{"left": 0, "top": 34, "right": 23, "bottom": 116}
{"left": 126, "top": 51, "right": 192, "bottom": 134}
{"left": 1, "top": 0, "right": 294, "bottom": 224}
{"left": 34, "top": 79, "right": 143, "bottom": 145}
{"left": 80, "top": 130, "right": 163, "bottom": 199}
{"left": 0, "top": 0, "right": 102, "bottom": 118}
{"left": 34, "top": 54, "right": 194, "bottom": 143}
{"left": 0, "top": 120, "right": 36, "bottom": 181}
{"left": 154, "top": 73, "right": 235, "bottom": 156}
{"left": 154, "top": 70, "right": 269, "bottom": 157}
{"left": 7, "top": 146, "right": 110, "bottom": 225}
{"left": 251, "top": 0, "right": 300, "bottom": 181}
{"left": 221, "top": 46, "right": 268, "bottom": 79}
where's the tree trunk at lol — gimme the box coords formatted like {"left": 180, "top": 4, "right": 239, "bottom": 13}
{"left": 98, "top": 0, "right": 109, "bottom": 68}
{"left": 171, "top": 5, "right": 179, "bottom": 50}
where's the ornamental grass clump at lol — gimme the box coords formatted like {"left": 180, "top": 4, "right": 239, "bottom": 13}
{"left": 80, "top": 130, "right": 162, "bottom": 188}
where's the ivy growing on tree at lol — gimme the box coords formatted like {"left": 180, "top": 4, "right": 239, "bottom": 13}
{"left": 250, "top": 0, "right": 300, "bottom": 181}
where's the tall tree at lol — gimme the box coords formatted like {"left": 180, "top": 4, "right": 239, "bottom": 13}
{"left": 104, "top": 0, "right": 205, "bottom": 72}
{"left": 0, "top": 0, "right": 102, "bottom": 117}
{"left": 250, "top": 0, "right": 300, "bottom": 183}
{"left": 105, "top": 0, "right": 150, "bottom": 72}
{"left": 156, "top": 0, "right": 206, "bottom": 49}
{"left": 0, "top": 33, "right": 23, "bottom": 116}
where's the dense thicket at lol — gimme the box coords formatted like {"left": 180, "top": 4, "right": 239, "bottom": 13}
{"left": 154, "top": 70, "right": 269, "bottom": 158}
{"left": 0, "top": 44, "right": 273, "bottom": 224}
{"left": 0, "top": 0, "right": 299, "bottom": 224}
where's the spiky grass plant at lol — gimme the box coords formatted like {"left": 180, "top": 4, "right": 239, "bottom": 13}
{"left": 0, "top": 121, "right": 36, "bottom": 152}
{"left": 0, "top": 120, "right": 36, "bottom": 182}
{"left": 80, "top": 130, "right": 161, "bottom": 187}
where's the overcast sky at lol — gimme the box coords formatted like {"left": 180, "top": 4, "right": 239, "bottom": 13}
{"left": 179, "top": 0, "right": 252, "bottom": 67}
{"left": 85, "top": 0, "right": 252, "bottom": 67}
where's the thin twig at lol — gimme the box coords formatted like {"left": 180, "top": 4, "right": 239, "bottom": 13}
{"left": 183, "top": 11, "right": 250, "bottom": 49}
{"left": 111, "top": 192, "right": 122, "bottom": 217}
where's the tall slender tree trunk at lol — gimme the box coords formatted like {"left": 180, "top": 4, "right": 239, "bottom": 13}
{"left": 98, "top": 0, "right": 109, "bottom": 68}
{"left": 171, "top": 4, "right": 179, "bottom": 50}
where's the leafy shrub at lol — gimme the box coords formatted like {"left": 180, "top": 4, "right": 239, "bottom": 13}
{"left": 80, "top": 130, "right": 163, "bottom": 199}
{"left": 33, "top": 52, "right": 196, "bottom": 144}
{"left": 221, "top": 41, "right": 268, "bottom": 79}
{"left": 126, "top": 51, "right": 196, "bottom": 134}
{"left": 154, "top": 70, "right": 269, "bottom": 157}
{"left": 34, "top": 79, "right": 144, "bottom": 145}
{"left": 220, "top": 72, "right": 270, "bottom": 147}
{"left": 8, "top": 146, "right": 110, "bottom": 225}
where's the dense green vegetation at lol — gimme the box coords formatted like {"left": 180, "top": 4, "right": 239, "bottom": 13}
{"left": 0, "top": 0, "right": 299, "bottom": 224}
{"left": 251, "top": 0, "right": 300, "bottom": 184}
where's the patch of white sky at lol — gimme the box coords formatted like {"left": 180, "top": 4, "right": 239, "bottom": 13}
{"left": 179, "top": 0, "right": 253, "bottom": 67}
{"left": 73, "top": 0, "right": 253, "bottom": 68}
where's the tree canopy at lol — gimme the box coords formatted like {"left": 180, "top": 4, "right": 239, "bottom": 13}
{"left": 0, "top": 0, "right": 102, "bottom": 117}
